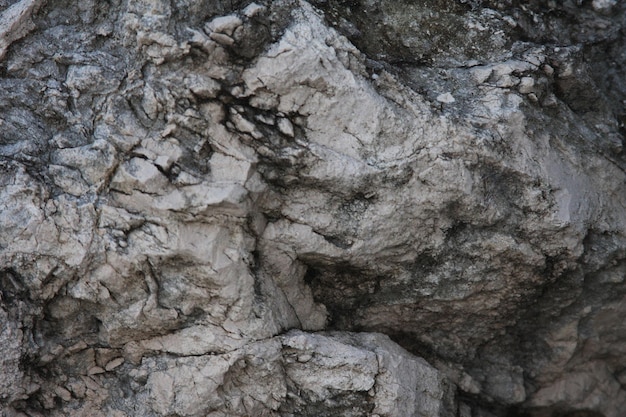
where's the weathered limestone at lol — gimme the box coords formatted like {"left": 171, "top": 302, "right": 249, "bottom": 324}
{"left": 1, "top": 0, "right": 626, "bottom": 416}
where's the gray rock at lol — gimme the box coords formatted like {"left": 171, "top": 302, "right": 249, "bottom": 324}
{"left": 0, "top": 0, "right": 43, "bottom": 60}
{"left": 1, "top": 0, "right": 626, "bottom": 416}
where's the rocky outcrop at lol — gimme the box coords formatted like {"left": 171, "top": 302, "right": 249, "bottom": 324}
{"left": 1, "top": 0, "right": 626, "bottom": 416}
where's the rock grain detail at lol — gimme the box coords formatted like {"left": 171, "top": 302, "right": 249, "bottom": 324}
{"left": 1, "top": 1, "right": 626, "bottom": 416}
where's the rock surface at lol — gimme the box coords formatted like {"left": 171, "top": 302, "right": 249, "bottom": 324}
{"left": 1, "top": 0, "right": 626, "bottom": 416}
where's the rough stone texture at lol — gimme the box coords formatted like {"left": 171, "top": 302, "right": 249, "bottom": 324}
{"left": 1, "top": 0, "right": 626, "bottom": 416}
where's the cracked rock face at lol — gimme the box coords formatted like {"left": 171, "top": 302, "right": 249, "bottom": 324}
{"left": 1, "top": 0, "right": 626, "bottom": 416}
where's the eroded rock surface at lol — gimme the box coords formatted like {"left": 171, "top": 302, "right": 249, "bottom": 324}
{"left": 1, "top": 0, "right": 626, "bottom": 416}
